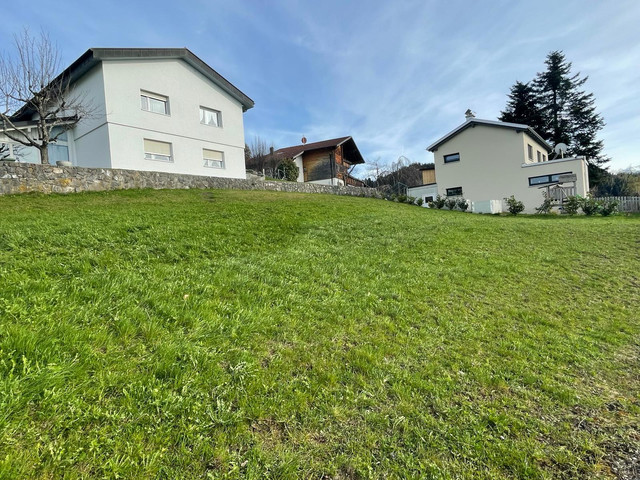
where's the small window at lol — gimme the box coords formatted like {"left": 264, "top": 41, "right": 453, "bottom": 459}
{"left": 200, "top": 107, "right": 222, "bottom": 127}
{"left": 537, "top": 151, "right": 541, "bottom": 162}
{"left": 444, "top": 153, "right": 460, "bottom": 163}
{"left": 203, "top": 148, "right": 224, "bottom": 168}
{"left": 446, "top": 187, "right": 463, "bottom": 196}
{"left": 141, "top": 91, "right": 169, "bottom": 115}
{"left": 425, "top": 196, "right": 434, "bottom": 203}
{"left": 542, "top": 154, "right": 547, "bottom": 162}
{"left": 144, "top": 139, "right": 173, "bottom": 162}
{"left": 527, "top": 144, "right": 533, "bottom": 160}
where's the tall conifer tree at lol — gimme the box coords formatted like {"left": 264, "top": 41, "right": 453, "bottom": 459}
{"left": 500, "top": 51, "right": 608, "bottom": 184}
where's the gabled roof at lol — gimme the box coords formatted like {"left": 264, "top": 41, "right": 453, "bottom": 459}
{"left": 11, "top": 47, "right": 254, "bottom": 121}
{"left": 274, "top": 136, "right": 365, "bottom": 164}
{"left": 427, "top": 118, "right": 551, "bottom": 153}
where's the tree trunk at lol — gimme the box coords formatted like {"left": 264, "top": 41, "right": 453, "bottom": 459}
{"left": 40, "top": 146, "right": 50, "bottom": 165}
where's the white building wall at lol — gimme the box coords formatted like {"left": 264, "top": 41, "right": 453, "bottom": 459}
{"left": 294, "top": 156, "right": 304, "bottom": 182}
{"left": 99, "top": 59, "right": 246, "bottom": 178}
{"left": 432, "top": 125, "right": 588, "bottom": 213}
{"left": 407, "top": 184, "right": 439, "bottom": 206}
{"left": 71, "top": 63, "right": 112, "bottom": 167}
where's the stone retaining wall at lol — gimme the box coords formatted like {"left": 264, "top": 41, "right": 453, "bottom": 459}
{"left": 0, "top": 162, "right": 377, "bottom": 198}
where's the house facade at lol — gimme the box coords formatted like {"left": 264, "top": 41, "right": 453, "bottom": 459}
{"left": 273, "top": 136, "right": 365, "bottom": 186}
{"left": 407, "top": 165, "right": 438, "bottom": 205}
{"left": 1, "top": 48, "right": 254, "bottom": 179}
{"left": 427, "top": 117, "right": 589, "bottom": 213}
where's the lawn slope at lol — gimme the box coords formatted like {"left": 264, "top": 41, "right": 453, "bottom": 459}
{"left": 0, "top": 189, "right": 638, "bottom": 479}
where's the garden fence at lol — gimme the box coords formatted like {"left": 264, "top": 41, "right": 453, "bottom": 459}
{"left": 593, "top": 196, "right": 640, "bottom": 213}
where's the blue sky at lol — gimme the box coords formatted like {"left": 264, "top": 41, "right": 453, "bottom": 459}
{"left": 2, "top": 0, "right": 639, "bottom": 175}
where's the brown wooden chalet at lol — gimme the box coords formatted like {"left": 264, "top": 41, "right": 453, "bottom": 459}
{"left": 274, "top": 136, "right": 365, "bottom": 186}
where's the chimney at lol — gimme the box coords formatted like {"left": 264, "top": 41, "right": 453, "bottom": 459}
{"left": 269, "top": 146, "right": 274, "bottom": 155}
{"left": 465, "top": 109, "right": 476, "bottom": 119}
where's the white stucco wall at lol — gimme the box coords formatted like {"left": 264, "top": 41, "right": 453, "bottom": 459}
{"left": 407, "top": 184, "right": 438, "bottom": 206}
{"left": 71, "top": 63, "right": 112, "bottom": 167}
{"left": 92, "top": 58, "right": 247, "bottom": 178}
{"left": 431, "top": 124, "right": 588, "bottom": 213}
{"left": 294, "top": 156, "right": 304, "bottom": 182}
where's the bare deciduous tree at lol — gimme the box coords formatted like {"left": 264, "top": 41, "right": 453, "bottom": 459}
{"left": 0, "top": 29, "right": 92, "bottom": 164}
{"left": 246, "top": 136, "right": 278, "bottom": 174}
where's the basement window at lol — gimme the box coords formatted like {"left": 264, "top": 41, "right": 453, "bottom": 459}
{"left": 144, "top": 139, "right": 173, "bottom": 162}
{"left": 446, "top": 187, "right": 463, "bottom": 196}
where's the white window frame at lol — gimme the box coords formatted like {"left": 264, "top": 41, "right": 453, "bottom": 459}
{"left": 144, "top": 139, "right": 173, "bottom": 163}
{"left": 141, "top": 91, "right": 170, "bottom": 115}
{"left": 203, "top": 148, "right": 225, "bottom": 169}
{"left": 200, "top": 106, "right": 222, "bottom": 127}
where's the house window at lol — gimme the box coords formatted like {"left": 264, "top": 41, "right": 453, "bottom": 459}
{"left": 528, "top": 171, "right": 572, "bottom": 186}
{"left": 203, "top": 148, "right": 224, "bottom": 168}
{"left": 543, "top": 154, "right": 547, "bottom": 162}
{"left": 144, "top": 139, "right": 173, "bottom": 162}
{"left": 446, "top": 187, "right": 463, "bottom": 196}
{"left": 141, "top": 91, "right": 169, "bottom": 115}
{"left": 537, "top": 151, "right": 542, "bottom": 162}
{"left": 425, "top": 196, "right": 434, "bottom": 203}
{"left": 200, "top": 107, "right": 222, "bottom": 127}
{"left": 444, "top": 153, "right": 460, "bottom": 163}
{"left": 527, "top": 144, "right": 533, "bottom": 161}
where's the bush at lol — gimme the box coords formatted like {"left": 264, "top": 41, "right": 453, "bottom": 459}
{"left": 445, "top": 198, "right": 458, "bottom": 210}
{"left": 580, "top": 197, "right": 601, "bottom": 216}
{"left": 456, "top": 198, "right": 469, "bottom": 212}
{"left": 536, "top": 193, "right": 554, "bottom": 214}
{"left": 415, "top": 197, "right": 424, "bottom": 207}
{"left": 505, "top": 195, "right": 525, "bottom": 215}
{"left": 276, "top": 158, "right": 300, "bottom": 182}
{"left": 405, "top": 196, "right": 416, "bottom": 205}
{"left": 433, "top": 195, "right": 446, "bottom": 209}
{"left": 600, "top": 199, "right": 619, "bottom": 216}
{"left": 396, "top": 194, "right": 407, "bottom": 203}
{"left": 563, "top": 195, "right": 581, "bottom": 215}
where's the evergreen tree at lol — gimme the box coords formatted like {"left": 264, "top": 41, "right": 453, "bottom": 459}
{"left": 500, "top": 51, "right": 608, "bottom": 185}
{"left": 499, "top": 81, "right": 545, "bottom": 135}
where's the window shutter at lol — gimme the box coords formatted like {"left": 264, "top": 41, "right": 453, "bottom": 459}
{"left": 144, "top": 139, "right": 171, "bottom": 156}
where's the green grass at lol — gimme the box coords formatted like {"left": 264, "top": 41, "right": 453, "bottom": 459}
{"left": 0, "top": 189, "right": 638, "bottom": 479}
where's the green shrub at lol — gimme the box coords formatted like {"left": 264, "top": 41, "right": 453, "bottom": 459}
{"left": 397, "top": 194, "right": 407, "bottom": 203}
{"left": 600, "top": 199, "right": 619, "bottom": 216}
{"left": 456, "top": 198, "right": 469, "bottom": 212}
{"left": 433, "top": 195, "right": 446, "bottom": 209}
{"left": 580, "top": 197, "right": 601, "bottom": 216}
{"left": 563, "top": 195, "right": 581, "bottom": 215}
{"left": 405, "top": 196, "right": 416, "bottom": 205}
{"left": 445, "top": 198, "right": 458, "bottom": 210}
{"left": 536, "top": 194, "right": 554, "bottom": 214}
{"left": 505, "top": 195, "right": 525, "bottom": 215}
{"left": 276, "top": 158, "right": 300, "bottom": 182}
{"left": 415, "top": 197, "right": 424, "bottom": 207}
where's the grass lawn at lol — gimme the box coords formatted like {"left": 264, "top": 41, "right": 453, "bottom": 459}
{"left": 0, "top": 189, "right": 638, "bottom": 479}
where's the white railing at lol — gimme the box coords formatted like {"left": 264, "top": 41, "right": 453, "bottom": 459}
{"left": 593, "top": 196, "right": 640, "bottom": 213}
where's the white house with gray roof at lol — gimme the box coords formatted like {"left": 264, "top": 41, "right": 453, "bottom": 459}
{"left": 427, "top": 116, "right": 589, "bottom": 213}
{"left": 1, "top": 48, "right": 254, "bottom": 179}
